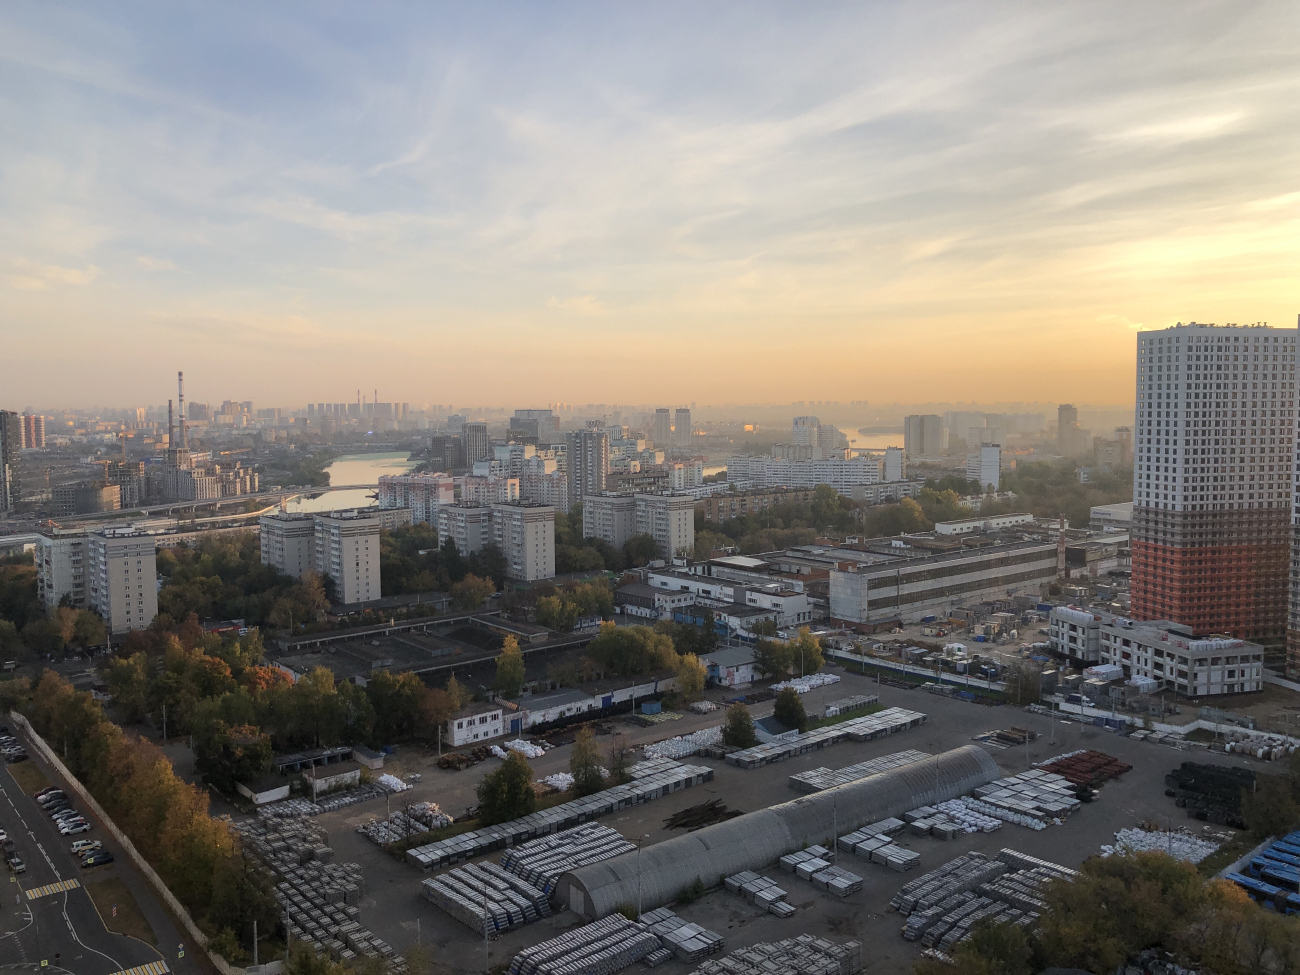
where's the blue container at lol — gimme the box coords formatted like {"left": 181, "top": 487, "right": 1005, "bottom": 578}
{"left": 641, "top": 700, "right": 662, "bottom": 715}
{"left": 974, "top": 635, "right": 986, "bottom": 643}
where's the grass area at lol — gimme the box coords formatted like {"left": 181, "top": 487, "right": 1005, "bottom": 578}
{"left": 6, "top": 760, "right": 50, "bottom": 795}
{"left": 1197, "top": 832, "right": 1258, "bottom": 877}
{"left": 85, "top": 876, "right": 158, "bottom": 946}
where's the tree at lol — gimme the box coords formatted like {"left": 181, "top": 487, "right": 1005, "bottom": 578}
{"left": 723, "top": 704, "right": 757, "bottom": 747}
{"left": 451, "top": 573, "right": 495, "bottom": 610}
{"left": 585, "top": 624, "right": 678, "bottom": 677}
{"left": 675, "top": 653, "right": 707, "bottom": 702}
{"left": 103, "top": 652, "right": 152, "bottom": 723}
{"left": 493, "top": 635, "right": 526, "bottom": 698}
{"left": 788, "top": 627, "right": 824, "bottom": 675}
{"left": 477, "top": 751, "right": 536, "bottom": 825}
{"left": 607, "top": 733, "right": 632, "bottom": 785}
{"left": 773, "top": 687, "right": 807, "bottom": 733}
{"left": 194, "top": 722, "right": 273, "bottom": 794}
{"left": 71, "top": 610, "right": 107, "bottom": 649}
{"left": 445, "top": 675, "right": 470, "bottom": 712}
{"left": 570, "top": 727, "right": 605, "bottom": 796}
{"left": 622, "top": 534, "right": 661, "bottom": 568}
{"left": 1241, "top": 769, "right": 1300, "bottom": 840}
{"left": 752, "top": 638, "right": 792, "bottom": 680}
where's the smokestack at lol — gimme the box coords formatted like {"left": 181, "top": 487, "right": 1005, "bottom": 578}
{"left": 177, "top": 371, "right": 189, "bottom": 450}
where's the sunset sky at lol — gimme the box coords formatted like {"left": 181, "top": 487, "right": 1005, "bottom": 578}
{"left": 3, "top": 3, "right": 1299, "bottom": 410}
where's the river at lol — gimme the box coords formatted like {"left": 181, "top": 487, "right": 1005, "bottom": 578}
{"left": 283, "top": 452, "right": 419, "bottom": 513}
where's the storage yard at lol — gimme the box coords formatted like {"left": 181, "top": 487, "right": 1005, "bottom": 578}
{"left": 239, "top": 668, "right": 1289, "bottom": 975}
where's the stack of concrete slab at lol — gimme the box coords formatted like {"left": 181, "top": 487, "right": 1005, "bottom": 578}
{"left": 970, "top": 770, "right": 1081, "bottom": 822}
{"left": 892, "top": 849, "right": 1075, "bottom": 948}
{"left": 498, "top": 823, "right": 635, "bottom": 894}
{"left": 789, "top": 749, "right": 930, "bottom": 793}
{"left": 629, "top": 757, "right": 690, "bottom": 778}
{"left": 406, "top": 764, "right": 713, "bottom": 870}
{"left": 822, "top": 694, "right": 879, "bottom": 718}
{"left": 808, "top": 865, "right": 864, "bottom": 897}
{"left": 420, "top": 862, "right": 551, "bottom": 937}
{"left": 235, "top": 818, "right": 390, "bottom": 967}
{"left": 832, "top": 821, "right": 918, "bottom": 871}
{"left": 725, "top": 709, "right": 927, "bottom": 769}
{"left": 687, "top": 936, "right": 862, "bottom": 975}
{"left": 725, "top": 871, "right": 794, "bottom": 915}
{"left": 259, "top": 783, "right": 392, "bottom": 819}
{"left": 508, "top": 914, "right": 661, "bottom": 975}
{"left": 640, "top": 908, "right": 725, "bottom": 962}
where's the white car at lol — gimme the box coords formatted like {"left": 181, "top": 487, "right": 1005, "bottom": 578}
{"left": 60, "top": 822, "right": 90, "bottom": 835}
{"left": 70, "top": 840, "right": 100, "bottom": 855}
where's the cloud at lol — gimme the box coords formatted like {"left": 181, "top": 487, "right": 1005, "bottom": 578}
{"left": 7, "top": 258, "right": 100, "bottom": 290}
{"left": 136, "top": 255, "right": 177, "bottom": 271}
{"left": 547, "top": 294, "right": 606, "bottom": 316}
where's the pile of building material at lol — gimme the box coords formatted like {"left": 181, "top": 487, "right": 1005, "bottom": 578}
{"left": 1102, "top": 828, "right": 1220, "bottom": 864}
{"left": 789, "top": 749, "right": 929, "bottom": 793}
{"left": 893, "top": 850, "right": 1075, "bottom": 949}
{"left": 1164, "top": 762, "right": 1255, "bottom": 826}
{"left": 542, "top": 773, "right": 575, "bottom": 792}
{"left": 822, "top": 694, "right": 879, "bottom": 718}
{"left": 643, "top": 727, "right": 723, "bottom": 760}
{"left": 508, "top": 913, "right": 661, "bottom": 975}
{"left": 969, "top": 770, "right": 1083, "bottom": 823}
{"left": 235, "top": 818, "right": 393, "bottom": 967}
{"left": 406, "top": 763, "right": 713, "bottom": 869}
{"left": 498, "top": 824, "right": 635, "bottom": 894}
{"left": 976, "top": 727, "right": 1037, "bottom": 749}
{"left": 725, "top": 708, "right": 927, "bottom": 769}
{"left": 420, "top": 862, "right": 551, "bottom": 936}
{"left": 640, "top": 908, "right": 725, "bottom": 962}
{"left": 689, "top": 700, "right": 721, "bottom": 714}
{"left": 1221, "top": 731, "right": 1299, "bottom": 760}
{"left": 356, "top": 802, "right": 454, "bottom": 846}
{"left": 725, "top": 871, "right": 795, "bottom": 916}
{"left": 929, "top": 800, "right": 1003, "bottom": 835}
{"left": 259, "top": 782, "right": 392, "bottom": 819}
{"left": 492, "top": 739, "right": 547, "bottom": 760}
{"left": 778, "top": 846, "right": 870, "bottom": 889}
{"left": 687, "top": 936, "right": 862, "bottom": 975}
{"left": 772, "top": 673, "right": 841, "bottom": 694}
{"left": 1036, "top": 750, "right": 1131, "bottom": 787}
{"left": 378, "top": 773, "right": 409, "bottom": 792}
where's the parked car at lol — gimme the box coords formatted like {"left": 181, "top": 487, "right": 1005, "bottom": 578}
{"left": 6, "top": 752, "right": 28, "bottom": 764}
{"left": 34, "top": 787, "right": 60, "bottom": 801}
{"left": 37, "top": 790, "right": 65, "bottom": 804}
{"left": 70, "top": 840, "right": 101, "bottom": 855}
{"left": 60, "top": 822, "right": 90, "bottom": 835}
{"left": 51, "top": 807, "right": 80, "bottom": 819}
{"left": 8, "top": 856, "right": 25, "bottom": 874}
{"left": 80, "top": 851, "right": 113, "bottom": 868}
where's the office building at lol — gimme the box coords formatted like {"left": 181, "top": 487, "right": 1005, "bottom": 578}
{"left": 463, "top": 423, "right": 491, "bottom": 465}
{"left": 635, "top": 493, "right": 696, "bottom": 558}
{"left": 0, "top": 410, "right": 19, "bottom": 512}
{"left": 903, "top": 415, "right": 942, "bottom": 459}
{"left": 1047, "top": 606, "right": 1103, "bottom": 665}
{"left": 378, "top": 472, "right": 454, "bottom": 524}
{"left": 583, "top": 494, "right": 637, "bottom": 549}
{"left": 86, "top": 529, "right": 159, "bottom": 634}
{"left": 314, "top": 511, "right": 382, "bottom": 605}
{"left": 491, "top": 502, "right": 556, "bottom": 581}
{"left": 652, "top": 409, "right": 672, "bottom": 447}
{"left": 510, "top": 409, "right": 558, "bottom": 442}
{"left": 35, "top": 533, "right": 88, "bottom": 611}
{"left": 1130, "top": 322, "right": 1296, "bottom": 649}
{"left": 428, "top": 435, "right": 466, "bottom": 472}
{"left": 674, "top": 408, "right": 692, "bottom": 447}
{"left": 966, "top": 444, "right": 1001, "bottom": 490}
{"left": 260, "top": 511, "right": 318, "bottom": 579}
{"left": 567, "top": 427, "right": 609, "bottom": 505}
{"left": 1057, "top": 404, "right": 1079, "bottom": 455}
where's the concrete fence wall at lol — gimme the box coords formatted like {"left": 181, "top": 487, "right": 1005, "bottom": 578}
{"left": 9, "top": 711, "right": 280, "bottom": 975}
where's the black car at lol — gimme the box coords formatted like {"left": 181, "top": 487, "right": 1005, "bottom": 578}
{"left": 81, "top": 851, "right": 114, "bottom": 868}
{"left": 6, "top": 753, "right": 27, "bottom": 764}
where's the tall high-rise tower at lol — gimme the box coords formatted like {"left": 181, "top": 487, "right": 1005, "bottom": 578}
{"left": 653, "top": 409, "right": 671, "bottom": 447}
{"left": 1131, "top": 322, "right": 1296, "bottom": 647}
{"left": 566, "top": 426, "right": 609, "bottom": 506}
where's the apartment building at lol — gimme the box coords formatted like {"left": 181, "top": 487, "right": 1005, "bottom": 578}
{"left": 86, "top": 529, "right": 158, "bottom": 634}
{"left": 436, "top": 503, "right": 494, "bottom": 555}
{"left": 966, "top": 444, "right": 1002, "bottom": 490}
{"left": 583, "top": 494, "right": 637, "bottom": 549}
{"left": 35, "top": 533, "right": 88, "bottom": 611}
{"left": 567, "top": 427, "right": 610, "bottom": 505}
{"left": 314, "top": 510, "right": 382, "bottom": 605}
{"left": 635, "top": 493, "right": 695, "bottom": 558}
{"left": 491, "top": 502, "right": 556, "bottom": 581}
{"left": 377, "top": 472, "right": 454, "bottom": 524}
{"left": 1047, "top": 606, "right": 1103, "bottom": 665}
{"left": 903, "top": 415, "right": 942, "bottom": 459}
{"left": 260, "top": 511, "right": 318, "bottom": 578}
{"left": 725, "top": 455, "right": 885, "bottom": 495}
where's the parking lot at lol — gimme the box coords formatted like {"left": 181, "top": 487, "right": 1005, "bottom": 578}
{"left": 269, "top": 666, "right": 1283, "bottom": 975}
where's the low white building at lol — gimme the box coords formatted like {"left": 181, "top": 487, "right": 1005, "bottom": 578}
{"left": 1089, "top": 502, "right": 1133, "bottom": 532}
{"left": 934, "top": 513, "right": 1035, "bottom": 535}
{"left": 1097, "top": 615, "right": 1264, "bottom": 697}
{"left": 1048, "top": 606, "right": 1103, "bottom": 665}
{"left": 446, "top": 702, "right": 505, "bottom": 747}
{"left": 699, "top": 646, "right": 757, "bottom": 688}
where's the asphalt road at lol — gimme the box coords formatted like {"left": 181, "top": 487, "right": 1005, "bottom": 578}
{"left": 0, "top": 728, "right": 196, "bottom": 975}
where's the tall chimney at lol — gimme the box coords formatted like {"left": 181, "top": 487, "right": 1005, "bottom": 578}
{"left": 178, "top": 370, "right": 188, "bottom": 450}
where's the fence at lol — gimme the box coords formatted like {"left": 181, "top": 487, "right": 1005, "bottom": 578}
{"left": 826, "top": 648, "right": 1009, "bottom": 693}
{"left": 8, "top": 711, "right": 281, "bottom": 975}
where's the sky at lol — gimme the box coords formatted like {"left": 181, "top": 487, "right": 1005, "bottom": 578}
{"left": 3, "top": 2, "right": 1300, "bottom": 411}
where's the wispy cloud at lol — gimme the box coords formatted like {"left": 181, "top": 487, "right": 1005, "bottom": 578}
{"left": 7, "top": 258, "right": 100, "bottom": 290}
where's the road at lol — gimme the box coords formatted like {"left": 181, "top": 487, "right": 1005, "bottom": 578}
{"left": 0, "top": 727, "right": 200, "bottom": 975}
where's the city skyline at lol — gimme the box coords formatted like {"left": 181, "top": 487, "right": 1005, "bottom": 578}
{"left": 4, "top": 4, "right": 1299, "bottom": 407}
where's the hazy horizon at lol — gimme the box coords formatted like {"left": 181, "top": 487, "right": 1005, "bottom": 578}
{"left": 4, "top": 3, "right": 1299, "bottom": 406}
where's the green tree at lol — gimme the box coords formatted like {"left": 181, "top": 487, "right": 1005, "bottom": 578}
{"left": 773, "top": 687, "right": 807, "bottom": 733}
{"left": 477, "top": 751, "right": 536, "bottom": 825}
{"left": 194, "top": 722, "right": 272, "bottom": 794}
{"left": 451, "top": 573, "right": 495, "bottom": 610}
{"left": 445, "top": 674, "right": 470, "bottom": 712}
{"left": 569, "top": 726, "right": 605, "bottom": 796}
{"left": 675, "top": 653, "right": 707, "bottom": 702}
{"left": 787, "top": 627, "right": 824, "bottom": 675}
{"left": 752, "top": 638, "right": 792, "bottom": 680}
{"left": 585, "top": 624, "right": 678, "bottom": 677}
{"left": 365, "top": 670, "right": 426, "bottom": 743}
{"left": 1241, "top": 769, "right": 1300, "bottom": 840}
{"left": 103, "top": 652, "right": 152, "bottom": 723}
{"left": 622, "top": 534, "right": 661, "bottom": 567}
{"left": 493, "top": 635, "right": 526, "bottom": 698}
{"left": 607, "top": 733, "right": 632, "bottom": 785}
{"left": 722, "top": 704, "right": 757, "bottom": 747}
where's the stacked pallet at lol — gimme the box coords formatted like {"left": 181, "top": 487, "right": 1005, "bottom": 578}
{"left": 788, "top": 749, "right": 930, "bottom": 793}
{"left": 499, "top": 824, "right": 634, "bottom": 894}
{"left": 970, "top": 770, "right": 1082, "bottom": 822}
{"left": 725, "top": 871, "right": 794, "bottom": 915}
{"left": 406, "top": 763, "right": 713, "bottom": 869}
{"left": 420, "top": 862, "right": 551, "bottom": 937}
{"left": 822, "top": 694, "right": 879, "bottom": 718}
{"left": 640, "top": 908, "right": 725, "bottom": 962}
{"left": 509, "top": 914, "right": 661, "bottom": 975}
{"left": 1038, "top": 750, "right": 1131, "bottom": 787}
{"left": 725, "top": 708, "right": 927, "bottom": 769}
{"left": 688, "top": 936, "right": 862, "bottom": 975}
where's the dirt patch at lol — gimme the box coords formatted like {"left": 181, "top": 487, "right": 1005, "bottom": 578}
{"left": 6, "top": 760, "right": 50, "bottom": 795}
{"left": 85, "top": 876, "right": 158, "bottom": 946}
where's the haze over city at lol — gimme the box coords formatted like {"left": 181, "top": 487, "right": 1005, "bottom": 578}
{"left": 5, "top": 3, "right": 1300, "bottom": 406}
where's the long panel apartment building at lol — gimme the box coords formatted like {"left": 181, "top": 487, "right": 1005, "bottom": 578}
{"left": 86, "top": 529, "right": 159, "bottom": 634}
{"left": 1130, "top": 322, "right": 1296, "bottom": 654}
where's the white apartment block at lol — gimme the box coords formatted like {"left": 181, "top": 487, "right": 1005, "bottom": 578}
{"left": 377, "top": 472, "right": 454, "bottom": 525}
{"left": 883, "top": 447, "right": 904, "bottom": 483}
{"left": 436, "top": 503, "right": 493, "bottom": 555}
{"left": 635, "top": 493, "right": 695, "bottom": 558}
{"left": 36, "top": 533, "right": 88, "bottom": 611}
{"left": 259, "top": 511, "right": 318, "bottom": 578}
{"left": 314, "top": 510, "right": 382, "bottom": 605}
{"left": 459, "top": 475, "right": 521, "bottom": 504}
{"left": 668, "top": 461, "right": 704, "bottom": 491}
{"left": 583, "top": 494, "right": 637, "bottom": 549}
{"left": 725, "top": 455, "right": 884, "bottom": 495}
{"left": 966, "top": 444, "right": 1001, "bottom": 490}
{"left": 86, "top": 529, "right": 158, "bottom": 634}
{"left": 492, "top": 502, "right": 556, "bottom": 581}
{"left": 520, "top": 469, "right": 568, "bottom": 510}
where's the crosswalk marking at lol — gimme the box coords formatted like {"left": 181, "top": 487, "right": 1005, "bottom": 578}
{"left": 107, "top": 962, "right": 170, "bottom": 975}
{"left": 25, "top": 878, "right": 81, "bottom": 900}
